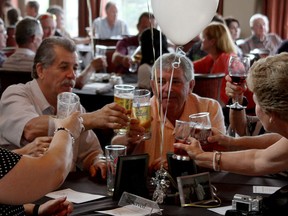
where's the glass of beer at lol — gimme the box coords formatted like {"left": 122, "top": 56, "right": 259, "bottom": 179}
{"left": 132, "top": 89, "right": 151, "bottom": 140}
{"left": 114, "top": 84, "right": 135, "bottom": 135}
{"left": 189, "top": 112, "right": 212, "bottom": 146}
{"left": 173, "top": 120, "right": 193, "bottom": 161}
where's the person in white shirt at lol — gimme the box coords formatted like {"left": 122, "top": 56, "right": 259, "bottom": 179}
{"left": 92, "top": 1, "right": 129, "bottom": 39}
{"left": 2, "top": 17, "right": 43, "bottom": 71}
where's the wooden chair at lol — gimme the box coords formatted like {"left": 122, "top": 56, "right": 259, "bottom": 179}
{"left": 93, "top": 38, "right": 119, "bottom": 47}
{"left": 0, "top": 70, "right": 32, "bottom": 96}
{"left": 193, "top": 73, "right": 225, "bottom": 102}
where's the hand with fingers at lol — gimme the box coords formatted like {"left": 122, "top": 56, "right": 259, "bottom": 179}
{"left": 225, "top": 75, "right": 247, "bottom": 103}
{"left": 14, "top": 136, "right": 53, "bottom": 157}
{"left": 82, "top": 102, "right": 130, "bottom": 130}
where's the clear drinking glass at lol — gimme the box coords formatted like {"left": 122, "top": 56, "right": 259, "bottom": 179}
{"left": 95, "top": 45, "right": 107, "bottom": 73}
{"left": 226, "top": 56, "right": 250, "bottom": 110}
{"left": 173, "top": 120, "right": 192, "bottom": 161}
{"left": 57, "top": 92, "right": 80, "bottom": 119}
{"left": 189, "top": 112, "right": 212, "bottom": 146}
{"left": 128, "top": 46, "right": 141, "bottom": 73}
{"left": 105, "top": 145, "right": 127, "bottom": 196}
{"left": 114, "top": 84, "right": 135, "bottom": 135}
{"left": 132, "top": 89, "right": 151, "bottom": 140}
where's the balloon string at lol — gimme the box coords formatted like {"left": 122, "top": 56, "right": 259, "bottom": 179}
{"left": 160, "top": 46, "right": 186, "bottom": 169}
{"left": 159, "top": 29, "right": 164, "bottom": 169}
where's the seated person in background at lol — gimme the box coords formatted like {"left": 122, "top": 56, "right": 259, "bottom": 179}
{"left": 0, "top": 18, "right": 7, "bottom": 67}
{"left": 112, "top": 53, "right": 226, "bottom": 171}
{"left": 240, "top": 13, "right": 282, "bottom": 56}
{"left": 2, "top": 16, "right": 43, "bottom": 71}
{"left": 1, "top": 0, "right": 13, "bottom": 26}
{"left": 47, "top": 4, "right": 90, "bottom": 45}
{"left": 193, "top": 22, "right": 237, "bottom": 107}
{"left": 6, "top": 7, "right": 21, "bottom": 27}
{"left": 112, "top": 12, "right": 156, "bottom": 74}
{"left": 174, "top": 53, "right": 288, "bottom": 176}
{"left": 0, "top": 113, "right": 82, "bottom": 215}
{"left": 186, "top": 36, "right": 206, "bottom": 61}
{"left": 186, "top": 14, "right": 225, "bottom": 61}
{"left": 224, "top": 16, "right": 243, "bottom": 57}
{"left": 74, "top": 56, "right": 108, "bottom": 89}
{"left": 37, "top": 12, "right": 57, "bottom": 39}
{"left": 0, "top": 37, "right": 129, "bottom": 179}
{"left": 137, "top": 27, "right": 169, "bottom": 89}
{"left": 25, "top": 0, "right": 39, "bottom": 18}
{"left": 92, "top": 1, "right": 129, "bottom": 39}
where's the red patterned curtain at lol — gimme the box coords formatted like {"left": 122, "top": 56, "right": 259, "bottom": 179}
{"left": 263, "top": 0, "right": 288, "bottom": 39}
{"left": 78, "top": 0, "right": 101, "bottom": 36}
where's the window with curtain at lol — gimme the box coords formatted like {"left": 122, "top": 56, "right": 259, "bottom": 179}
{"left": 63, "top": 0, "right": 78, "bottom": 37}
{"left": 263, "top": 0, "right": 288, "bottom": 39}
{"left": 24, "top": 0, "right": 49, "bottom": 14}
{"left": 82, "top": 0, "right": 153, "bottom": 36}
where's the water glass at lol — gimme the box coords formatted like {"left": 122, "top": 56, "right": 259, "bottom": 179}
{"left": 57, "top": 92, "right": 80, "bottom": 119}
{"left": 95, "top": 45, "right": 107, "bottom": 58}
{"left": 132, "top": 89, "right": 151, "bottom": 140}
{"left": 105, "top": 145, "right": 127, "bottom": 196}
{"left": 114, "top": 84, "right": 135, "bottom": 135}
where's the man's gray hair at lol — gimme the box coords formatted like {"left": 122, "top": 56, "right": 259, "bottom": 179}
{"left": 32, "top": 36, "right": 76, "bottom": 79}
{"left": 151, "top": 53, "right": 194, "bottom": 82}
{"left": 15, "top": 17, "right": 42, "bottom": 46}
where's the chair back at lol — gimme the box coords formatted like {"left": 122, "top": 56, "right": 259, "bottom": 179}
{"left": 193, "top": 73, "right": 225, "bottom": 102}
{"left": 0, "top": 70, "right": 32, "bottom": 96}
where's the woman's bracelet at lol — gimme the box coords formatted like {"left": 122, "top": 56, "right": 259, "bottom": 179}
{"left": 32, "top": 204, "right": 40, "bottom": 216}
{"left": 213, "top": 151, "right": 222, "bottom": 171}
{"left": 54, "top": 127, "right": 75, "bottom": 143}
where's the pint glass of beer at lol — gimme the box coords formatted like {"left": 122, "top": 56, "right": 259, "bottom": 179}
{"left": 132, "top": 89, "right": 151, "bottom": 140}
{"left": 114, "top": 84, "right": 135, "bottom": 135}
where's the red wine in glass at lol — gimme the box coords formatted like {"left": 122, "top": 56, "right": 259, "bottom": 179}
{"left": 193, "top": 126, "right": 212, "bottom": 145}
{"left": 226, "top": 56, "right": 250, "bottom": 110}
{"left": 230, "top": 75, "right": 247, "bottom": 85}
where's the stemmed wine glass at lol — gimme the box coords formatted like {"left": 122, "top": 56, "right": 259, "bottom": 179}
{"left": 226, "top": 56, "right": 250, "bottom": 110}
{"left": 189, "top": 112, "right": 211, "bottom": 146}
{"left": 189, "top": 112, "right": 213, "bottom": 151}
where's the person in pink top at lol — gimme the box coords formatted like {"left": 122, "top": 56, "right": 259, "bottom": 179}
{"left": 193, "top": 22, "right": 237, "bottom": 107}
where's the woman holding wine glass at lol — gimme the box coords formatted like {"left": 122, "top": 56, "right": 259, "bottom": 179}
{"left": 193, "top": 22, "right": 237, "bottom": 107}
{"left": 226, "top": 55, "right": 250, "bottom": 110}
{"left": 174, "top": 53, "right": 288, "bottom": 176}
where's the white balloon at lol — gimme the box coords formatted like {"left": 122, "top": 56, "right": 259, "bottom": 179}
{"left": 151, "top": 0, "right": 219, "bottom": 45}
